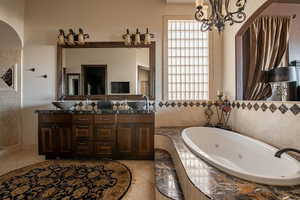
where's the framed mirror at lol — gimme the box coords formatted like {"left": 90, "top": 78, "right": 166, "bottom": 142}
{"left": 236, "top": 0, "right": 300, "bottom": 101}
{"left": 57, "top": 42, "right": 156, "bottom": 100}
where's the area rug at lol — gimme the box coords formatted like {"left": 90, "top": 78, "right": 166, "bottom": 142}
{"left": 0, "top": 160, "right": 132, "bottom": 200}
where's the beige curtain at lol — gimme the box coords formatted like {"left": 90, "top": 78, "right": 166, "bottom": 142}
{"left": 244, "top": 16, "right": 291, "bottom": 100}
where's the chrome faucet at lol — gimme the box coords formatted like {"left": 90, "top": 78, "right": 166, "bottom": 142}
{"left": 143, "top": 95, "right": 149, "bottom": 112}
{"left": 59, "top": 95, "right": 65, "bottom": 101}
{"left": 275, "top": 148, "right": 300, "bottom": 158}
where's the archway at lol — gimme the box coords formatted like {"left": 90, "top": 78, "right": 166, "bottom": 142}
{"left": 235, "top": 0, "right": 300, "bottom": 100}
{"left": 0, "top": 20, "right": 23, "bottom": 148}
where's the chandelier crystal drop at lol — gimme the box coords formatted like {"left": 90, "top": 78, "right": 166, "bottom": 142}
{"left": 195, "top": 0, "right": 247, "bottom": 32}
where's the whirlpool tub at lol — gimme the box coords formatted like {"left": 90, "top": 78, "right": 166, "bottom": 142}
{"left": 182, "top": 127, "right": 300, "bottom": 186}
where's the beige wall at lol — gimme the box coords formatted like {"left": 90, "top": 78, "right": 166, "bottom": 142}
{"left": 0, "top": 0, "right": 25, "bottom": 44}
{"left": 229, "top": 102, "right": 300, "bottom": 150}
{"left": 0, "top": 49, "right": 22, "bottom": 147}
{"left": 0, "top": 0, "right": 24, "bottom": 147}
{"left": 22, "top": 0, "right": 210, "bottom": 146}
{"left": 223, "top": 1, "right": 300, "bottom": 150}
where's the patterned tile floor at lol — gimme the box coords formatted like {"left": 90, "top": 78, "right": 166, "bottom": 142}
{"left": 0, "top": 148, "right": 155, "bottom": 200}
{"left": 155, "top": 149, "right": 184, "bottom": 200}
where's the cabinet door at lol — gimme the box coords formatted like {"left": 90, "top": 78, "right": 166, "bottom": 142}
{"left": 57, "top": 125, "right": 72, "bottom": 154}
{"left": 136, "top": 124, "right": 154, "bottom": 156}
{"left": 74, "top": 141, "right": 92, "bottom": 156}
{"left": 94, "top": 142, "right": 114, "bottom": 158}
{"left": 39, "top": 125, "right": 57, "bottom": 154}
{"left": 117, "top": 124, "right": 135, "bottom": 156}
{"left": 94, "top": 125, "right": 116, "bottom": 141}
{"left": 73, "top": 124, "right": 92, "bottom": 139}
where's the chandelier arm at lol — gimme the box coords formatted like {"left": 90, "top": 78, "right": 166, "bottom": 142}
{"left": 226, "top": 12, "right": 247, "bottom": 24}
{"left": 194, "top": 0, "right": 247, "bottom": 32}
{"left": 225, "top": 0, "right": 230, "bottom": 16}
{"left": 201, "top": 20, "right": 213, "bottom": 32}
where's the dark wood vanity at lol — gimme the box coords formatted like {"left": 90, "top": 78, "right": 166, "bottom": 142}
{"left": 38, "top": 112, "right": 154, "bottom": 160}
{"left": 37, "top": 41, "right": 156, "bottom": 160}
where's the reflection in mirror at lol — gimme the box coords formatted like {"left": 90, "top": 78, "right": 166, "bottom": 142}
{"left": 236, "top": 2, "right": 300, "bottom": 101}
{"left": 62, "top": 47, "right": 150, "bottom": 97}
{"left": 66, "top": 73, "right": 80, "bottom": 96}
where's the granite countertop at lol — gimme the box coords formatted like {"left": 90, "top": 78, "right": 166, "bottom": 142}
{"left": 35, "top": 109, "right": 155, "bottom": 115}
{"left": 155, "top": 127, "right": 300, "bottom": 200}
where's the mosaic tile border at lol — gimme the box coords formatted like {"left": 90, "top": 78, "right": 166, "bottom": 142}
{"left": 231, "top": 101, "right": 300, "bottom": 115}
{"left": 155, "top": 100, "right": 300, "bottom": 116}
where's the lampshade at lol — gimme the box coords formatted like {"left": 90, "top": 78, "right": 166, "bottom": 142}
{"left": 267, "top": 67, "right": 297, "bottom": 83}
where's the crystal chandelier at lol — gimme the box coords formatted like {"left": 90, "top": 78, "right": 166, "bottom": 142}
{"left": 195, "top": 0, "right": 247, "bottom": 32}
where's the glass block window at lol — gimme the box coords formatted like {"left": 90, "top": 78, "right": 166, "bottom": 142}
{"left": 167, "top": 20, "right": 209, "bottom": 100}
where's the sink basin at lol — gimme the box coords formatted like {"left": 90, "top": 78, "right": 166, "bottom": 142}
{"left": 97, "top": 101, "right": 113, "bottom": 110}
{"left": 52, "top": 101, "right": 76, "bottom": 110}
{"left": 127, "top": 101, "right": 146, "bottom": 110}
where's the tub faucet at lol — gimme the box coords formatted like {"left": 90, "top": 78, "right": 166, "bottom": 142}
{"left": 275, "top": 148, "right": 300, "bottom": 158}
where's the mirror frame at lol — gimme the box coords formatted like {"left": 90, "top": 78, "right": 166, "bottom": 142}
{"left": 57, "top": 41, "right": 156, "bottom": 100}
{"left": 235, "top": 0, "right": 300, "bottom": 100}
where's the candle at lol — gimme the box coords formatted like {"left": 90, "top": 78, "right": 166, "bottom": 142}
{"left": 195, "top": 0, "right": 203, "bottom": 8}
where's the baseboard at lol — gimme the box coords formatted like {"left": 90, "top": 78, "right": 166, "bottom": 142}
{"left": 21, "top": 144, "right": 38, "bottom": 152}
{"left": 0, "top": 144, "right": 21, "bottom": 157}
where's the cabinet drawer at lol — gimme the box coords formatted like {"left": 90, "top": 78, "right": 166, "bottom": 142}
{"left": 73, "top": 125, "right": 92, "bottom": 138}
{"left": 39, "top": 114, "right": 72, "bottom": 124}
{"left": 74, "top": 141, "right": 92, "bottom": 156}
{"left": 73, "top": 114, "right": 93, "bottom": 124}
{"left": 94, "top": 125, "right": 115, "bottom": 141}
{"left": 117, "top": 114, "right": 154, "bottom": 123}
{"left": 94, "top": 115, "right": 115, "bottom": 124}
{"left": 94, "top": 142, "right": 114, "bottom": 156}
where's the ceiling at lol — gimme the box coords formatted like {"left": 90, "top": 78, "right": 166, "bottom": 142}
{"left": 166, "top": 0, "right": 194, "bottom": 4}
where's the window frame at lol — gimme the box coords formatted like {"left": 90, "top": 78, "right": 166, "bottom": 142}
{"left": 163, "top": 15, "right": 216, "bottom": 101}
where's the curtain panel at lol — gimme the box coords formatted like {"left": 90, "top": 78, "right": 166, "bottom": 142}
{"left": 244, "top": 16, "right": 291, "bottom": 100}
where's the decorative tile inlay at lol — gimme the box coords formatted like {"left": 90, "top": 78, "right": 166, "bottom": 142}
{"left": 241, "top": 102, "right": 246, "bottom": 109}
{"left": 155, "top": 100, "right": 300, "bottom": 116}
{"left": 247, "top": 103, "right": 252, "bottom": 110}
{"left": 165, "top": 102, "right": 170, "bottom": 107}
{"left": 261, "top": 103, "right": 268, "bottom": 112}
{"left": 290, "top": 104, "right": 300, "bottom": 115}
{"left": 159, "top": 102, "right": 164, "bottom": 107}
{"left": 269, "top": 104, "right": 277, "bottom": 113}
{"left": 231, "top": 102, "right": 236, "bottom": 108}
{"left": 279, "top": 104, "right": 288, "bottom": 114}
{"left": 0, "top": 65, "right": 15, "bottom": 90}
{"left": 253, "top": 103, "right": 260, "bottom": 111}
{"left": 1, "top": 68, "right": 13, "bottom": 87}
